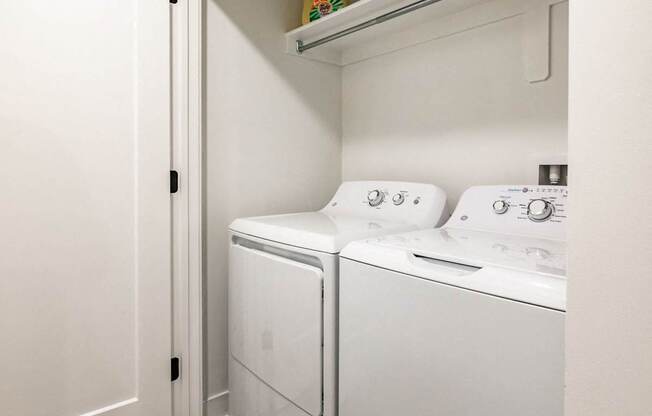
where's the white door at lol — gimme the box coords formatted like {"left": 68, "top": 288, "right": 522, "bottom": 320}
{"left": 0, "top": 1, "right": 172, "bottom": 416}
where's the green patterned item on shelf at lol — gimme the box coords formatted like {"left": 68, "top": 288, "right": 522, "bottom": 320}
{"left": 303, "top": 0, "right": 349, "bottom": 25}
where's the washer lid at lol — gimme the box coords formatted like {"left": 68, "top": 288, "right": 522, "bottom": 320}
{"left": 341, "top": 227, "right": 567, "bottom": 310}
{"left": 230, "top": 212, "right": 419, "bottom": 254}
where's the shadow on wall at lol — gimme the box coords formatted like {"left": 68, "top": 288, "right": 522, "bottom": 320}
{"left": 342, "top": 6, "right": 569, "bottom": 138}
{"left": 207, "top": 0, "right": 341, "bottom": 132}
{"left": 340, "top": 2, "right": 569, "bottom": 205}
{"left": 204, "top": 0, "right": 342, "bottom": 217}
{"left": 202, "top": 1, "right": 343, "bottom": 411}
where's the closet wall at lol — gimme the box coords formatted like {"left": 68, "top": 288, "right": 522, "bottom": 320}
{"left": 342, "top": 2, "right": 569, "bottom": 207}
{"left": 567, "top": 1, "right": 652, "bottom": 414}
{"left": 205, "top": 1, "right": 341, "bottom": 414}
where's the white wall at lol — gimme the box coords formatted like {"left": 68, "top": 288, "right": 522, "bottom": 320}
{"left": 342, "top": 3, "right": 569, "bottom": 207}
{"left": 566, "top": 2, "right": 652, "bottom": 415}
{"left": 205, "top": 0, "right": 341, "bottom": 413}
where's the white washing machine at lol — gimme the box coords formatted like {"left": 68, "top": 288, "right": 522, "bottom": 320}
{"left": 228, "top": 181, "right": 449, "bottom": 416}
{"left": 339, "top": 185, "right": 568, "bottom": 416}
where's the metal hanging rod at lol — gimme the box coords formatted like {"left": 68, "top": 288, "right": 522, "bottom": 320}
{"left": 297, "top": 0, "right": 444, "bottom": 54}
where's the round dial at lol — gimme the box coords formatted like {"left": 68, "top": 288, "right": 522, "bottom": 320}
{"left": 492, "top": 200, "right": 509, "bottom": 215}
{"left": 367, "top": 190, "right": 385, "bottom": 207}
{"left": 528, "top": 199, "right": 554, "bottom": 222}
{"left": 392, "top": 193, "right": 405, "bottom": 206}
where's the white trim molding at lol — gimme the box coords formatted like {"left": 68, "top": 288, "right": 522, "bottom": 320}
{"left": 171, "top": 0, "right": 204, "bottom": 415}
{"left": 206, "top": 391, "right": 229, "bottom": 403}
{"left": 205, "top": 391, "right": 229, "bottom": 416}
{"left": 79, "top": 398, "right": 139, "bottom": 416}
{"left": 187, "top": 0, "right": 205, "bottom": 413}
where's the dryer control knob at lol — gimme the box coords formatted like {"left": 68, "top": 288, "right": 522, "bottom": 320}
{"left": 392, "top": 193, "right": 405, "bottom": 206}
{"left": 367, "top": 190, "right": 385, "bottom": 207}
{"left": 492, "top": 200, "right": 509, "bottom": 215}
{"left": 528, "top": 199, "right": 554, "bottom": 222}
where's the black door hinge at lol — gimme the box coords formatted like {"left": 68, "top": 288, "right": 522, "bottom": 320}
{"left": 170, "top": 0, "right": 178, "bottom": 4}
{"left": 171, "top": 357, "right": 180, "bottom": 382}
{"left": 170, "top": 170, "right": 179, "bottom": 194}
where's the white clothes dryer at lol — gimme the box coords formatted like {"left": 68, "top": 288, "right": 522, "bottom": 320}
{"left": 228, "top": 181, "right": 449, "bottom": 416}
{"left": 339, "top": 185, "right": 568, "bottom": 416}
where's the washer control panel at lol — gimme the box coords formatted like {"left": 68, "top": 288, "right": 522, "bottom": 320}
{"left": 323, "top": 181, "right": 449, "bottom": 228}
{"left": 447, "top": 185, "right": 568, "bottom": 240}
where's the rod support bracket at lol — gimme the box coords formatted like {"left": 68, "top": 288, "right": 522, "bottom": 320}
{"left": 296, "top": 40, "right": 304, "bottom": 54}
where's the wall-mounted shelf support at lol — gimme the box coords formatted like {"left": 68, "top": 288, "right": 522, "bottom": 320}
{"left": 522, "top": 3, "right": 552, "bottom": 83}
{"left": 296, "top": 0, "right": 443, "bottom": 54}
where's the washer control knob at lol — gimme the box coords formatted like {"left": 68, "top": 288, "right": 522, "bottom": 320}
{"left": 367, "top": 190, "right": 385, "bottom": 207}
{"left": 528, "top": 199, "right": 554, "bottom": 222}
{"left": 392, "top": 193, "right": 405, "bottom": 206}
{"left": 492, "top": 200, "right": 509, "bottom": 215}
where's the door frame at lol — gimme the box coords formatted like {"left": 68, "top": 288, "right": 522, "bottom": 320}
{"left": 171, "top": 0, "right": 204, "bottom": 415}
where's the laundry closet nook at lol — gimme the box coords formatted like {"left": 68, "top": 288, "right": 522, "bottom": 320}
{"left": 205, "top": 0, "right": 569, "bottom": 414}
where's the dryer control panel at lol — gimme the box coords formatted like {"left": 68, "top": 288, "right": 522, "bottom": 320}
{"left": 446, "top": 186, "right": 568, "bottom": 241}
{"left": 322, "top": 181, "right": 449, "bottom": 228}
